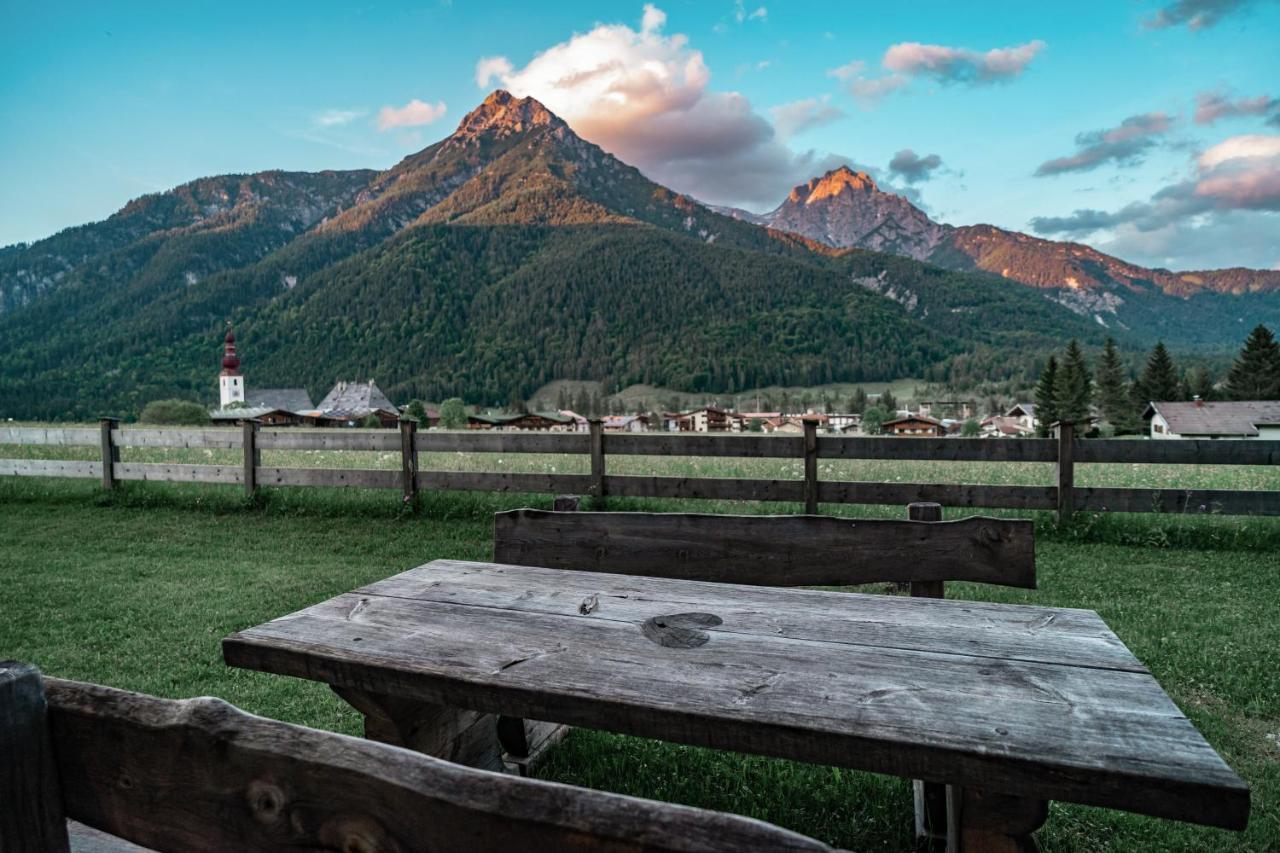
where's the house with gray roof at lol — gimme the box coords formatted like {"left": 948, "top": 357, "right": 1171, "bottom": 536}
{"left": 1144, "top": 400, "right": 1280, "bottom": 439}
{"left": 309, "top": 380, "right": 400, "bottom": 427}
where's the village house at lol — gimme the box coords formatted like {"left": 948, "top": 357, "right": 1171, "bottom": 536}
{"left": 304, "top": 380, "right": 400, "bottom": 428}
{"left": 980, "top": 414, "right": 1035, "bottom": 438}
{"left": 882, "top": 413, "right": 945, "bottom": 437}
{"left": 1144, "top": 399, "right": 1280, "bottom": 439}
{"left": 668, "top": 406, "right": 742, "bottom": 433}
{"left": 1005, "top": 403, "right": 1037, "bottom": 433}
{"left": 601, "top": 414, "right": 649, "bottom": 432}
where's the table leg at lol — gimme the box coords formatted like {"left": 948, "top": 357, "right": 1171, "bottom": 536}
{"left": 914, "top": 780, "right": 949, "bottom": 851}
{"left": 945, "top": 786, "right": 1047, "bottom": 853}
{"left": 331, "top": 687, "right": 566, "bottom": 775}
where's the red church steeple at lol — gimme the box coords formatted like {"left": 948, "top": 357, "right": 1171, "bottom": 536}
{"left": 221, "top": 329, "right": 241, "bottom": 376}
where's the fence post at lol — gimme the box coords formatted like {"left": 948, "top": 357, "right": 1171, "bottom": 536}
{"left": 1055, "top": 421, "right": 1075, "bottom": 523}
{"left": 802, "top": 418, "right": 819, "bottom": 514}
{"left": 589, "top": 420, "right": 606, "bottom": 506}
{"left": 400, "top": 418, "right": 418, "bottom": 504}
{"left": 98, "top": 417, "right": 119, "bottom": 490}
{"left": 242, "top": 420, "right": 259, "bottom": 499}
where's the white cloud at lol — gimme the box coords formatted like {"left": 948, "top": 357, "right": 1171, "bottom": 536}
{"left": 313, "top": 108, "right": 366, "bottom": 128}
{"left": 475, "top": 56, "right": 515, "bottom": 88}
{"left": 825, "top": 60, "right": 865, "bottom": 82}
{"left": 1030, "top": 133, "right": 1280, "bottom": 268}
{"left": 640, "top": 3, "right": 666, "bottom": 33}
{"left": 770, "top": 96, "right": 845, "bottom": 138}
{"left": 834, "top": 39, "right": 1045, "bottom": 105}
{"left": 1198, "top": 134, "right": 1280, "bottom": 169}
{"left": 472, "top": 5, "right": 852, "bottom": 208}
{"left": 376, "top": 99, "right": 447, "bottom": 131}
{"left": 733, "top": 1, "right": 767, "bottom": 22}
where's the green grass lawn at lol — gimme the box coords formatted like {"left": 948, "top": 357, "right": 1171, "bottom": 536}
{"left": 1, "top": 478, "right": 1276, "bottom": 851}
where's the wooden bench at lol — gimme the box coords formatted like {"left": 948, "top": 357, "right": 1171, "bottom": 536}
{"left": 0, "top": 661, "right": 839, "bottom": 853}
{"left": 493, "top": 503, "right": 1035, "bottom": 849}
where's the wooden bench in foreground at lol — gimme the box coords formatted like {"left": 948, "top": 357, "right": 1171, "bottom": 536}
{"left": 0, "top": 661, "right": 839, "bottom": 852}
{"left": 223, "top": 508, "right": 1250, "bottom": 852}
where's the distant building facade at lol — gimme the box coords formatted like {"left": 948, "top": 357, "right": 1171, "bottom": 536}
{"left": 1144, "top": 400, "right": 1280, "bottom": 440}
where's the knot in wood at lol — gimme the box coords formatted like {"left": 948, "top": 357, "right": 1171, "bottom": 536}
{"left": 641, "top": 612, "right": 723, "bottom": 648}
{"left": 247, "top": 779, "right": 286, "bottom": 824}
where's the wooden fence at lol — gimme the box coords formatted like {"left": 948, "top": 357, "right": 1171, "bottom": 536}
{"left": 2, "top": 419, "right": 1279, "bottom": 520}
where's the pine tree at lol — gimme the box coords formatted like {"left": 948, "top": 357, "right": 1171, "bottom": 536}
{"left": 1054, "top": 340, "right": 1092, "bottom": 424}
{"left": 849, "top": 386, "right": 868, "bottom": 414}
{"left": 1094, "top": 338, "right": 1133, "bottom": 432}
{"left": 1225, "top": 324, "right": 1280, "bottom": 400}
{"left": 1189, "top": 365, "right": 1215, "bottom": 401}
{"left": 1033, "top": 356, "right": 1059, "bottom": 437}
{"left": 1135, "top": 342, "right": 1181, "bottom": 404}
{"left": 880, "top": 389, "right": 897, "bottom": 413}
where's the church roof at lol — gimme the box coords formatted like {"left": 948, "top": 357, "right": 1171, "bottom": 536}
{"left": 316, "top": 380, "right": 397, "bottom": 416}
{"left": 246, "top": 388, "right": 314, "bottom": 413}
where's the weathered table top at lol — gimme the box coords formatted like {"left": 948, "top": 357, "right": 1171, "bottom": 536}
{"left": 223, "top": 559, "right": 1249, "bottom": 830}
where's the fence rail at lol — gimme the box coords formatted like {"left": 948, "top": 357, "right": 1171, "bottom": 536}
{"left": 2, "top": 421, "right": 1279, "bottom": 519}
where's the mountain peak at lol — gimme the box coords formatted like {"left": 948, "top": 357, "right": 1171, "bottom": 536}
{"left": 453, "top": 89, "right": 565, "bottom": 141}
{"left": 788, "top": 165, "right": 878, "bottom": 204}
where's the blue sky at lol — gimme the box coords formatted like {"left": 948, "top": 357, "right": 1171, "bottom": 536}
{"left": 2, "top": 0, "right": 1278, "bottom": 269}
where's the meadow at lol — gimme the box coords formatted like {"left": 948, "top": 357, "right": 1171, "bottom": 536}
{"left": 1, "top": 444, "right": 1278, "bottom": 851}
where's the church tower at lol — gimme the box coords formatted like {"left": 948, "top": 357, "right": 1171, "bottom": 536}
{"left": 219, "top": 328, "right": 245, "bottom": 408}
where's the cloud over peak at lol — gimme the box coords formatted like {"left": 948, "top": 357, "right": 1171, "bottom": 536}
{"left": 376, "top": 99, "right": 447, "bottom": 131}
{"left": 470, "top": 5, "right": 856, "bottom": 208}
{"left": 1034, "top": 112, "right": 1174, "bottom": 176}
{"left": 888, "top": 149, "right": 943, "bottom": 183}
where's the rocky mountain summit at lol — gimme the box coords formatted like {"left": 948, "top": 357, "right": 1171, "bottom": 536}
{"left": 726, "top": 166, "right": 948, "bottom": 261}
{"left": 724, "top": 166, "right": 1280, "bottom": 304}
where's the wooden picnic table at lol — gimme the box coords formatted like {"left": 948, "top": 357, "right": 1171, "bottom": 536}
{"left": 223, "top": 558, "right": 1249, "bottom": 851}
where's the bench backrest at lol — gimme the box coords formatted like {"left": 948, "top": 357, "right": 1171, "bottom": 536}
{"left": 493, "top": 508, "right": 1036, "bottom": 590}
{"left": 0, "top": 662, "right": 835, "bottom": 853}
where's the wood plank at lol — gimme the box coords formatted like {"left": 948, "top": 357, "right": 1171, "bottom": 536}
{"left": 257, "top": 429, "right": 400, "bottom": 451}
{"left": 68, "top": 821, "right": 153, "bottom": 853}
{"left": 494, "top": 510, "right": 1035, "bottom": 590}
{"left": 113, "top": 463, "right": 242, "bottom": 484}
{"left": 817, "top": 481, "right": 1057, "bottom": 510}
{"left": 417, "top": 470, "right": 595, "bottom": 494}
{"left": 357, "top": 561, "right": 1138, "bottom": 672}
{"left": 0, "top": 663, "right": 71, "bottom": 853}
{"left": 223, "top": 581, "right": 1250, "bottom": 830}
{"left": 43, "top": 677, "right": 834, "bottom": 852}
{"left": 817, "top": 437, "right": 1056, "bottom": 463}
{"left": 110, "top": 429, "right": 241, "bottom": 449}
{"left": 605, "top": 475, "right": 805, "bottom": 502}
{"left": 1076, "top": 438, "right": 1280, "bottom": 466}
{"left": 1074, "top": 487, "right": 1280, "bottom": 516}
{"left": 257, "top": 467, "right": 400, "bottom": 489}
{"left": 0, "top": 459, "right": 102, "bottom": 479}
{"left": 605, "top": 433, "right": 802, "bottom": 458}
{"left": 417, "top": 432, "right": 590, "bottom": 454}
{"left": 0, "top": 427, "right": 99, "bottom": 447}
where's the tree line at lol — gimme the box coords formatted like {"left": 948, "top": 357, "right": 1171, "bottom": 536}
{"left": 1034, "top": 324, "right": 1280, "bottom": 436}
